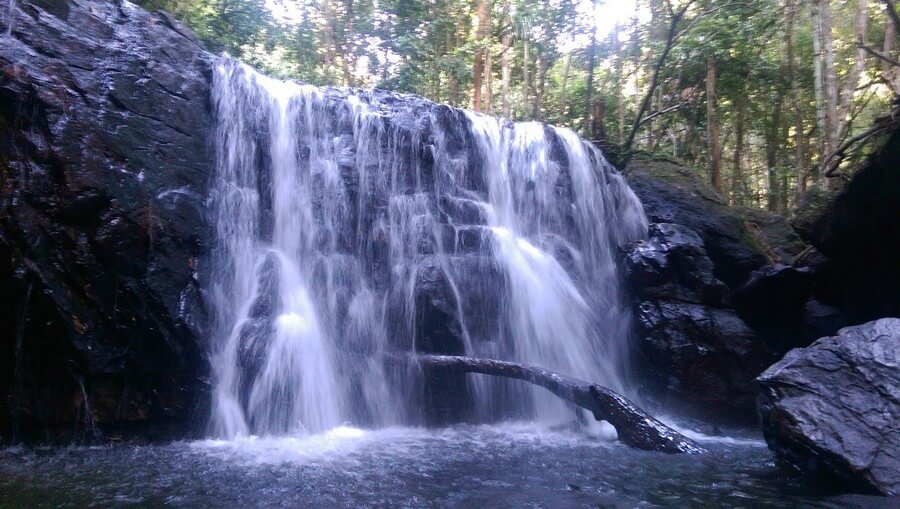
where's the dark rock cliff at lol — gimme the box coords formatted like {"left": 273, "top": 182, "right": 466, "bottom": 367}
{"left": 799, "top": 129, "right": 900, "bottom": 325}
{"left": 622, "top": 132, "right": 900, "bottom": 426}
{"left": 0, "top": 0, "right": 213, "bottom": 441}
{"left": 623, "top": 158, "right": 799, "bottom": 422}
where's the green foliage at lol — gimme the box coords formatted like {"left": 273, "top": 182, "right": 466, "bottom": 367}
{"left": 134, "top": 0, "right": 898, "bottom": 213}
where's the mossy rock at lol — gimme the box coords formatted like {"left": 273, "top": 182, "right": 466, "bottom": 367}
{"left": 625, "top": 155, "right": 806, "bottom": 285}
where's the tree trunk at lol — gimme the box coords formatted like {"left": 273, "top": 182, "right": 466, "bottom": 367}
{"left": 534, "top": 52, "right": 547, "bottom": 121}
{"left": 766, "top": 97, "right": 784, "bottom": 212}
{"left": 706, "top": 56, "right": 723, "bottom": 192}
{"left": 411, "top": 354, "right": 705, "bottom": 455}
{"left": 472, "top": 0, "right": 489, "bottom": 112}
{"left": 787, "top": 0, "right": 811, "bottom": 199}
{"left": 614, "top": 23, "right": 625, "bottom": 143}
{"left": 731, "top": 93, "right": 746, "bottom": 205}
{"left": 883, "top": 9, "right": 899, "bottom": 94}
{"left": 322, "top": 0, "right": 339, "bottom": 83}
{"left": 836, "top": 0, "right": 869, "bottom": 138}
{"left": 321, "top": 0, "right": 354, "bottom": 86}
{"left": 812, "top": 0, "right": 829, "bottom": 168}
{"left": 523, "top": 39, "right": 531, "bottom": 117}
{"left": 501, "top": 1, "right": 511, "bottom": 117}
{"left": 620, "top": 2, "right": 692, "bottom": 169}
{"left": 485, "top": 42, "right": 494, "bottom": 114}
{"left": 339, "top": 0, "right": 357, "bottom": 87}
{"left": 584, "top": 0, "right": 598, "bottom": 133}
{"left": 559, "top": 53, "right": 572, "bottom": 120}
{"left": 821, "top": 0, "right": 839, "bottom": 184}
{"left": 450, "top": 13, "right": 462, "bottom": 107}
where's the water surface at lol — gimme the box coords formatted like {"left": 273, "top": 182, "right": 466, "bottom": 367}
{"left": 0, "top": 424, "right": 864, "bottom": 507}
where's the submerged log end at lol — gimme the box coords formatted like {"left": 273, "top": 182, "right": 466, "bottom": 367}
{"left": 588, "top": 385, "right": 705, "bottom": 455}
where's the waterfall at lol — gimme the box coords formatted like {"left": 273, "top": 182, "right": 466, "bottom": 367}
{"left": 208, "top": 58, "right": 647, "bottom": 438}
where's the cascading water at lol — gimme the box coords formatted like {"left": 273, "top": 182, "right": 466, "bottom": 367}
{"left": 207, "top": 57, "right": 647, "bottom": 438}
{"left": 466, "top": 115, "right": 647, "bottom": 420}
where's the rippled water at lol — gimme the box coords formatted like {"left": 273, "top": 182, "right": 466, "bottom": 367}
{"left": 0, "top": 424, "right": 871, "bottom": 507}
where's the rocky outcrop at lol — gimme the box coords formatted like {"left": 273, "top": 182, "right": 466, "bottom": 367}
{"left": 623, "top": 223, "right": 727, "bottom": 306}
{"left": 757, "top": 318, "right": 900, "bottom": 496}
{"left": 626, "top": 157, "right": 773, "bottom": 287}
{"left": 624, "top": 223, "right": 777, "bottom": 422}
{"left": 0, "top": 0, "right": 214, "bottom": 441}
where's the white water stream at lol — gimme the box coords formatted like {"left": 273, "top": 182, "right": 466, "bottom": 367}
{"left": 208, "top": 58, "right": 647, "bottom": 437}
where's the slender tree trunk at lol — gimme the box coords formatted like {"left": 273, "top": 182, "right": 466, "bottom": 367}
{"left": 322, "top": 0, "right": 339, "bottom": 83}
{"left": 781, "top": 109, "right": 791, "bottom": 213}
{"left": 450, "top": 13, "right": 462, "bottom": 106}
{"left": 340, "top": 0, "right": 357, "bottom": 87}
{"left": 523, "top": 39, "right": 531, "bottom": 117}
{"left": 787, "top": 0, "right": 811, "bottom": 198}
{"left": 821, "top": 0, "right": 839, "bottom": 184}
{"left": 836, "top": 0, "right": 869, "bottom": 138}
{"left": 766, "top": 97, "right": 784, "bottom": 212}
{"left": 321, "top": 0, "right": 354, "bottom": 86}
{"left": 472, "top": 0, "right": 489, "bottom": 111}
{"left": 584, "top": 1, "right": 598, "bottom": 133}
{"left": 620, "top": 2, "right": 693, "bottom": 168}
{"left": 501, "top": 0, "right": 511, "bottom": 117}
{"left": 534, "top": 53, "right": 547, "bottom": 121}
{"left": 485, "top": 43, "right": 494, "bottom": 114}
{"left": 683, "top": 109, "right": 697, "bottom": 161}
{"left": 559, "top": 54, "right": 572, "bottom": 120}
{"left": 706, "top": 56, "right": 723, "bottom": 192}
{"left": 614, "top": 23, "right": 625, "bottom": 142}
{"left": 731, "top": 93, "right": 746, "bottom": 205}
{"left": 812, "top": 0, "right": 829, "bottom": 169}
{"left": 884, "top": 11, "right": 899, "bottom": 94}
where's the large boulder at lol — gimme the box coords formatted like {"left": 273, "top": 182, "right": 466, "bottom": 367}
{"left": 757, "top": 318, "right": 900, "bottom": 496}
{"left": 626, "top": 157, "right": 771, "bottom": 287}
{"left": 624, "top": 223, "right": 776, "bottom": 422}
{"left": 0, "top": 0, "right": 214, "bottom": 441}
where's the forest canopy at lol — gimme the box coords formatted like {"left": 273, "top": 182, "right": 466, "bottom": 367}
{"left": 135, "top": 0, "right": 900, "bottom": 212}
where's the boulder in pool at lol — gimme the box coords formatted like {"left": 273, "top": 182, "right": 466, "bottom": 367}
{"left": 756, "top": 318, "right": 900, "bottom": 495}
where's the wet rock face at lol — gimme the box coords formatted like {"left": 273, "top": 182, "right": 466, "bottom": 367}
{"left": 0, "top": 0, "right": 213, "bottom": 441}
{"left": 757, "top": 318, "right": 900, "bottom": 496}
{"left": 623, "top": 223, "right": 776, "bottom": 422}
{"left": 634, "top": 301, "right": 775, "bottom": 422}
{"left": 624, "top": 223, "right": 727, "bottom": 306}
{"left": 625, "top": 158, "right": 769, "bottom": 287}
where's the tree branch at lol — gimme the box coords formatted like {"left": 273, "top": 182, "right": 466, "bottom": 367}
{"left": 858, "top": 42, "right": 900, "bottom": 68}
{"left": 620, "top": 0, "right": 696, "bottom": 170}
{"left": 638, "top": 102, "right": 684, "bottom": 126}
{"left": 822, "top": 107, "right": 899, "bottom": 177}
{"left": 408, "top": 354, "right": 705, "bottom": 454}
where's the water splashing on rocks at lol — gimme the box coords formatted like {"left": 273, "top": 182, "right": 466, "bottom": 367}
{"left": 207, "top": 58, "right": 647, "bottom": 437}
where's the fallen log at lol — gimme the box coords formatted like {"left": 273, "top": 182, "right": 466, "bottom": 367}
{"left": 412, "top": 354, "right": 705, "bottom": 454}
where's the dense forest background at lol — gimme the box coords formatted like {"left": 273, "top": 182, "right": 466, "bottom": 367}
{"left": 135, "top": 0, "right": 900, "bottom": 213}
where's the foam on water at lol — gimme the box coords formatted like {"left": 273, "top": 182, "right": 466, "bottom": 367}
{"left": 190, "top": 422, "right": 618, "bottom": 467}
